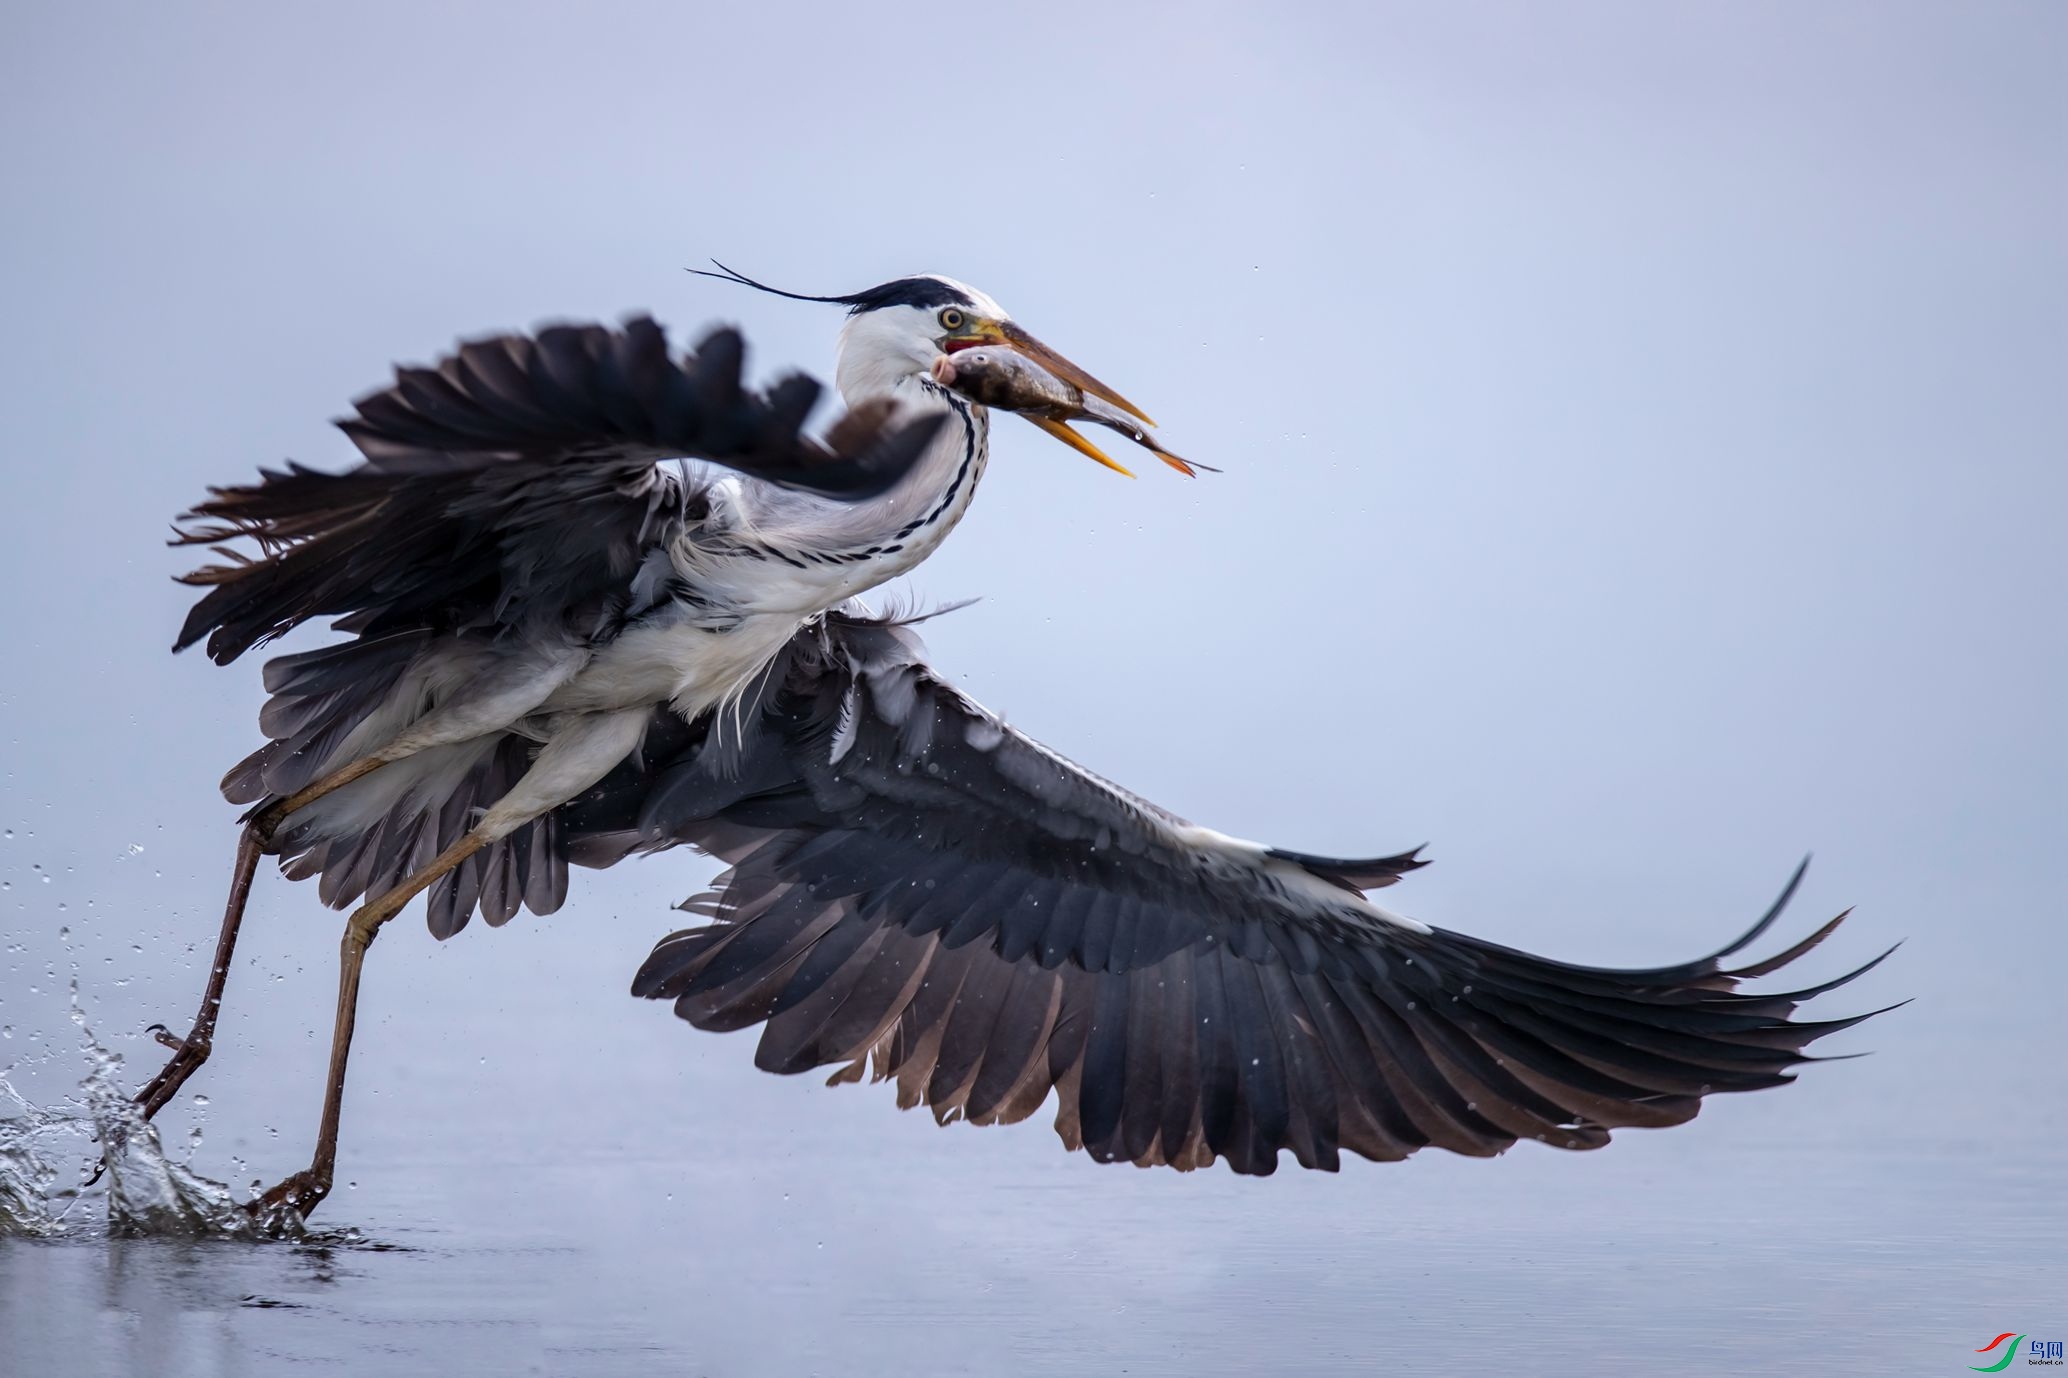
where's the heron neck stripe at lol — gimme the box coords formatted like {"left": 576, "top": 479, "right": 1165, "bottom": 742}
{"left": 894, "top": 389, "right": 979, "bottom": 540}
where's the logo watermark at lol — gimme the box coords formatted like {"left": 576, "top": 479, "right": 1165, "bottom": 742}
{"left": 1973, "top": 1335, "right": 2066, "bottom": 1371}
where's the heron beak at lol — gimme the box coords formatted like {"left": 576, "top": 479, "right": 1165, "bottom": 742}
{"left": 1024, "top": 415, "right": 1135, "bottom": 478}
{"left": 943, "top": 320, "right": 1157, "bottom": 427}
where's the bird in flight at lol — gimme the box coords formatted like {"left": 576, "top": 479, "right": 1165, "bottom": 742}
{"left": 140, "top": 269, "right": 1895, "bottom": 1224}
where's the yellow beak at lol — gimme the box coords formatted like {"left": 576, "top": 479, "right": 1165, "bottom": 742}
{"left": 989, "top": 321, "right": 1156, "bottom": 427}
{"left": 944, "top": 318, "right": 1196, "bottom": 478}
{"left": 1024, "top": 414, "right": 1135, "bottom": 478}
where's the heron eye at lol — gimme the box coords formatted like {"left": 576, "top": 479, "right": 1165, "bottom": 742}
{"left": 939, "top": 308, "right": 966, "bottom": 331}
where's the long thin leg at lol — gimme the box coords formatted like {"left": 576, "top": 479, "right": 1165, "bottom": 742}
{"left": 247, "top": 827, "right": 492, "bottom": 1223}
{"left": 133, "top": 824, "right": 266, "bottom": 1120}
{"left": 133, "top": 656, "right": 592, "bottom": 1176}
{"left": 128, "top": 752, "right": 395, "bottom": 1119}
{"left": 248, "top": 755, "right": 391, "bottom": 840}
{"left": 247, "top": 707, "right": 648, "bottom": 1223}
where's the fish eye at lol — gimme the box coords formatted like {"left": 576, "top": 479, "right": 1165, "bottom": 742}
{"left": 938, "top": 308, "right": 966, "bottom": 331}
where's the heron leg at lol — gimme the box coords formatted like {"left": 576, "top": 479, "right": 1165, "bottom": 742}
{"left": 129, "top": 751, "right": 397, "bottom": 1121}
{"left": 248, "top": 755, "right": 392, "bottom": 842}
{"left": 138, "top": 721, "right": 499, "bottom": 1103}
{"left": 246, "top": 826, "right": 493, "bottom": 1224}
{"left": 245, "top": 707, "right": 648, "bottom": 1223}
{"left": 132, "top": 824, "right": 265, "bottom": 1121}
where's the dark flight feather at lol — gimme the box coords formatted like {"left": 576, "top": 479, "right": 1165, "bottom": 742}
{"left": 552, "top": 611, "right": 1895, "bottom": 1175}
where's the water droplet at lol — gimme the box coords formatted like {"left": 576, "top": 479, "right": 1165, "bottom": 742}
{"left": 192, "top": 1094, "right": 210, "bottom": 1108}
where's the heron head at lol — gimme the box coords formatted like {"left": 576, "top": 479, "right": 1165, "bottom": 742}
{"left": 691, "top": 263, "right": 1157, "bottom": 477}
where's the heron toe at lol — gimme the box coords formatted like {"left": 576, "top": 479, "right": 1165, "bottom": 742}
{"left": 247, "top": 1169, "right": 330, "bottom": 1231}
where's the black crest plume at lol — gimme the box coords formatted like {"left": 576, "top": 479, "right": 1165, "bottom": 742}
{"left": 689, "top": 261, "right": 975, "bottom": 316}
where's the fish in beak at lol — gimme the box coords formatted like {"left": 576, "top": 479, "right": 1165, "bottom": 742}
{"left": 936, "top": 322, "right": 1204, "bottom": 478}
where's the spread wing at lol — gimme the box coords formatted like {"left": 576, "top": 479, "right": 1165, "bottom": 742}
{"left": 563, "top": 614, "right": 1896, "bottom": 1175}
{"left": 172, "top": 317, "right": 943, "bottom": 663}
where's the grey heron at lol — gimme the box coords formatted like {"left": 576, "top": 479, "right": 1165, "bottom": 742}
{"left": 137, "top": 272, "right": 1894, "bottom": 1223}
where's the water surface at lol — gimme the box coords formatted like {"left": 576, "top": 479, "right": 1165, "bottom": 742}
{"left": 3, "top": 901, "right": 2060, "bottom": 1376}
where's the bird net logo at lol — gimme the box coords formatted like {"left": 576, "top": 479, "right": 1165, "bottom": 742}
{"left": 1972, "top": 1334, "right": 2066, "bottom": 1370}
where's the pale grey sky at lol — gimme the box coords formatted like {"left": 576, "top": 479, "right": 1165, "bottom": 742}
{"left": 2, "top": 4, "right": 2062, "bottom": 1374}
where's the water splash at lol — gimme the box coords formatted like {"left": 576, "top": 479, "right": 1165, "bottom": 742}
{"left": 0, "top": 1090, "right": 66, "bottom": 1235}
{"left": 0, "top": 993, "right": 302, "bottom": 1240}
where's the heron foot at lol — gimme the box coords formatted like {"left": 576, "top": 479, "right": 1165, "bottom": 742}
{"left": 134, "top": 1024, "right": 214, "bottom": 1120}
{"left": 90, "top": 1023, "right": 219, "bottom": 1187}
{"left": 247, "top": 1168, "right": 331, "bottom": 1228}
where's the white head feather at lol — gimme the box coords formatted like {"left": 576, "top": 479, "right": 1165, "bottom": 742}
{"left": 834, "top": 276, "right": 1009, "bottom": 404}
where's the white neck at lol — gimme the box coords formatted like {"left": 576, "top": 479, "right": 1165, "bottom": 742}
{"left": 698, "top": 373, "right": 989, "bottom": 616}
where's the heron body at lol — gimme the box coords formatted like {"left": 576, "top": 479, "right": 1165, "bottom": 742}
{"left": 185, "top": 280, "right": 1009, "bottom": 938}
{"left": 138, "top": 270, "right": 1896, "bottom": 1221}
{"left": 273, "top": 368, "right": 987, "bottom": 917}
